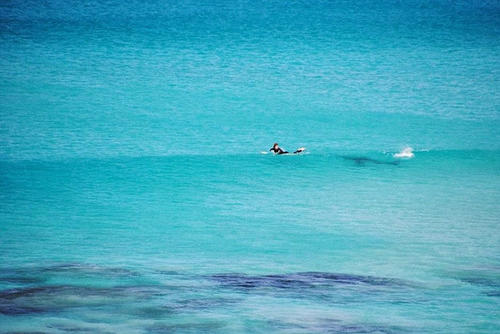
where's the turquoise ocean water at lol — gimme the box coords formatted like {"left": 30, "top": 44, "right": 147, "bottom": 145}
{"left": 1, "top": 0, "right": 499, "bottom": 332}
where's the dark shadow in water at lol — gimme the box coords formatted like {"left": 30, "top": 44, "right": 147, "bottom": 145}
{"left": 146, "top": 321, "right": 227, "bottom": 333}
{"left": 210, "top": 272, "right": 410, "bottom": 290}
{"left": 0, "top": 275, "right": 46, "bottom": 285}
{"left": 459, "top": 276, "right": 500, "bottom": 288}
{"left": 455, "top": 271, "right": 500, "bottom": 298}
{"left": 0, "top": 268, "right": 47, "bottom": 285}
{"left": 165, "top": 297, "right": 239, "bottom": 311}
{"left": 131, "top": 306, "right": 175, "bottom": 319}
{"left": 39, "top": 263, "right": 139, "bottom": 277}
{"left": 211, "top": 272, "right": 408, "bottom": 289}
{"left": 268, "top": 318, "right": 409, "bottom": 334}
{"left": 0, "top": 282, "right": 237, "bottom": 317}
{"left": 46, "top": 323, "right": 97, "bottom": 333}
{"left": 342, "top": 156, "right": 399, "bottom": 166}
{"left": 0, "top": 263, "right": 138, "bottom": 286}
{"left": 3, "top": 332, "right": 46, "bottom": 334}
{"left": 0, "top": 285, "right": 165, "bottom": 316}
{"left": 0, "top": 264, "right": 416, "bottom": 334}
{"left": 485, "top": 291, "right": 500, "bottom": 297}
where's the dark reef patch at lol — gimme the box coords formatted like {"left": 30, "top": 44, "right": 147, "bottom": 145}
{"left": 0, "top": 284, "right": 166, "bottom": 316}
{"left": 0, "top": 275, "right": 46, "bottom": 285}
{"left": 0, "top": 268, "right": 47, "bottom": 285}
{"left": 39, "top": 263, "right": 139, "bottom": 277}
{"left": 0, "top": 263, "right": 139, "bottom": 290}
{"left": 266, "top": 318, "right": 410, "bottom": 334}
{"left": 166, "top": 297, "right": 239, "bottom": 312}
{"left": 146, "top": 321, "right": 227, "bottom": 333}
{"left": 453, "top": 269, "right": 500, "bottom": 298}
{"left": 485, "top": 290, "right": 500, "bottom": 297}
{"left": 313, "top": 319, "right": 405, "bottom": 333}
{"left": 47, "top": 323, "right": 96, "bottom": 333}
{"left": 459, "top": 276, "right": 500, "bottom": 288}
{"left": 0, "top": 263, "right": 416, "bottom": 331}
{"left": 209, "top": 272, "right": 410, "bottom": 290}
{"left": 131, "top": 305, "right": 175, "bottom": 319}
{"left": 4, "top": 332, "right": 47, "bottom": 334}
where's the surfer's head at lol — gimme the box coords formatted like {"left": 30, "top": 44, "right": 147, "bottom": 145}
{"left": 273, "top": 143, "right": 279, "bottom": 148}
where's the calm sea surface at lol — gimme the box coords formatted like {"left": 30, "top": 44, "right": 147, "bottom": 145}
{"left": 1, "top": 0, "right": 499, "bottom": 333}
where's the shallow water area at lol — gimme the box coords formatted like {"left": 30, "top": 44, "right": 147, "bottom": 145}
{"left": 1, "top": 0, "right": 500, "bottom": 333}
{"left": 1, "top": 151, "right": 499, "bottom": 332}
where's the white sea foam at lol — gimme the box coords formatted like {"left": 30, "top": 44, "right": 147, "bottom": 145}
{"left": 394, "top": 147, "right": 414, "bottom": 158}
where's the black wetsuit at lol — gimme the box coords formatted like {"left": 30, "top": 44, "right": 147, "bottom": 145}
{"left": 270, "top": 147, "right": 288, "bottom": 154}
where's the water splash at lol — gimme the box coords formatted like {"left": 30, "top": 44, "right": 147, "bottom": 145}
{"left": 394, "top": 147, "right": 415, "bottom": 159}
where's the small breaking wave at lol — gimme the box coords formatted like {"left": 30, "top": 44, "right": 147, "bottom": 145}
{"left": 394, "top": 147, "right": 414, "bottom": 159}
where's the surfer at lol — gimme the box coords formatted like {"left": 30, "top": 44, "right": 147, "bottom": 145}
{"left": 270, "top": 143, "right": 288, "bottom": 154}
{"left": 269, "top": 143, "right": 305, "bottom": 155}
